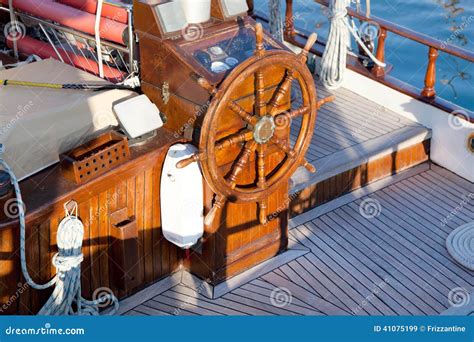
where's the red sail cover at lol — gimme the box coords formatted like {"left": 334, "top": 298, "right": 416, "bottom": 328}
{"left": 57, "top": 0, "right": 129, "bottom": 24}
{"left": 7, "top": 36, "right": 124, "bottom": 82}
{"left": 0, "top": 0, "right": 127, "bottom": 44}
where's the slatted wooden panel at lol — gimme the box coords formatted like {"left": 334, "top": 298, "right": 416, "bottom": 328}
{"left": 128, "top": 165, "right": 473, "bottom": 316}
{"left": 0, "top": 163, "right": 181, "bottom": 315}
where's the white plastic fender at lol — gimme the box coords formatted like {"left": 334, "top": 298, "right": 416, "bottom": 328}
{"left": 160, "top": 143, "right": 204, "bottom": 249}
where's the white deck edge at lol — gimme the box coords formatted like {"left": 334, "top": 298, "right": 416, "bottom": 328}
{"left": 288, "top": 162, "right": 430, "bottom": 229}
{"left": 290, "top": 125, "right": 431, "bottom": 194}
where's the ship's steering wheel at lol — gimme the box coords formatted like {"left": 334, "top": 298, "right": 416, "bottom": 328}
{"left": 178, "top": 24, "right": 330, "bottom": 231}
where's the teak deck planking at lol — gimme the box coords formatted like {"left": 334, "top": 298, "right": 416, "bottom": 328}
{"left": 128, "top": 165, "right": 473, "bottom": 316}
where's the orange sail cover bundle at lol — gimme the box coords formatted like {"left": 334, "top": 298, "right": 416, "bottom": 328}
{"left": 0, "top": 0, "right": 128, "bottom": 44}
{"left": 57, "top": 0, "right": 129, "bottom": 24}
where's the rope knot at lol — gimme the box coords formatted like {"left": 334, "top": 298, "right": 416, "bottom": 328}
{"left": 329, "top": 7, "right": 348, "bottom": 21}
{"left": 52, "top": 253, "right": 84, "bottom": 272}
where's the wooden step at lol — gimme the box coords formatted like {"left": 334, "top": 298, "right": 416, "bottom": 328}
{"left": 289, "top": 81, "right": 431, "bottom": 217}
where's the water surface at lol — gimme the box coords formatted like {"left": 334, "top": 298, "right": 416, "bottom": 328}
{"left": 257, "top": 0, "right": 474, "bottom": 111}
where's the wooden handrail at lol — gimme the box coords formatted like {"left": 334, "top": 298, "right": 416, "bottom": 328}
{"left": 255, "top": 0, "right": 474, "bottom": 123}
{"left": 314, "top": 0, "right": 474, "bottom": 62}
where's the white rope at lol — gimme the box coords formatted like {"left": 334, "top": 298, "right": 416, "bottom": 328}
{"left": 0, "top": 148, "right": 118, "bottom": 315}
{"left": 319, "top": 0, "right": 350, "bottom": 89}
{"left": 319, "top": 0, "right": 385, "bottom": 89}
{"left": 348, "top": 19, "right": 386, "bottom": 68}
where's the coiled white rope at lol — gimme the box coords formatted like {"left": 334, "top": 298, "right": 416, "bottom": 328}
{"left": 319, "top": 0, "right": 386, "bottom": 89}
{"left": 0, "top": 150, "right": 118, "bottom": 315}
{"left": 319, "top": 0, "right": 350, "bottom": 89}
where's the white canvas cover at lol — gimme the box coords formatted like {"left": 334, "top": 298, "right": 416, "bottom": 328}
{"left": 0, "top": 59, "right": 136, "bottom": 180}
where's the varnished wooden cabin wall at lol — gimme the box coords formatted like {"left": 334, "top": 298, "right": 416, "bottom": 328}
{"left": 0, "top": 134, "right": 182, "bottom": 315}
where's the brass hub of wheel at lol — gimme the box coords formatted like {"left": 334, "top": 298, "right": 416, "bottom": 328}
{"left": 253, "top": 115, "right": 276, "bottom": 144}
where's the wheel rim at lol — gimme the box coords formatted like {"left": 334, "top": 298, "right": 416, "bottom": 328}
{"left": 199, "top": 51, "right": 317, "bottom": 203}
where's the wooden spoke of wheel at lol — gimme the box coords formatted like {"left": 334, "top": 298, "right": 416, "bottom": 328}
{"left": 254, "top": 23, "right": 265, "bottom": 58}
{"left": 298, "top": 33, "right": 317, "bottom": 63}
{"left": 254, "top": 24, "right": 266, "bottom": 116}
{"left": 266, "top": 33, "right": 317, "bottom": 117}
{"left": 216, "top": 130, "right": 253, "bottom": 151}
{"left": 227, "top": 141, "right": 257, "bottom": 185}
{"left": 176, "top": 130, "right": 253, "bottom": 169}
{"left": 287, "top": 106, "right": 310, "bottom": 119}
{"left": 271, "top": 138, "right": 316, "bottom": 173}
{"left": 204, "top": 194, "right": 226, "bottom": 228}
{"left": 258, "top": 200, "right": 268, "bottom": 225}
{"left": 272, "top": 106, "right": 310, "bottom": 134}
{"left": 270, "top": 137, "right": 296, "bottom": 159}
{"left": 255, "top": 70, "right": 266, "bottom": 117}
{"left": 229, "top": 101, "right": 258, "bottom": 125}
{"left": 267, "top": 68, "right": 295, "bottom": 116}
{"left": 176, "top": 152, "right": 205, "bottom": 169}
{"left": 257, "top": 144, "right": 267, "bottom": 224}
{"left": 317, "top": 95, "right": 336, "bottom": 109}
{"left": 205, "top": 141, "right": 257, "bottom": 227}
{"left": 257, "top": 144, "right": 266, "bottom": 188}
